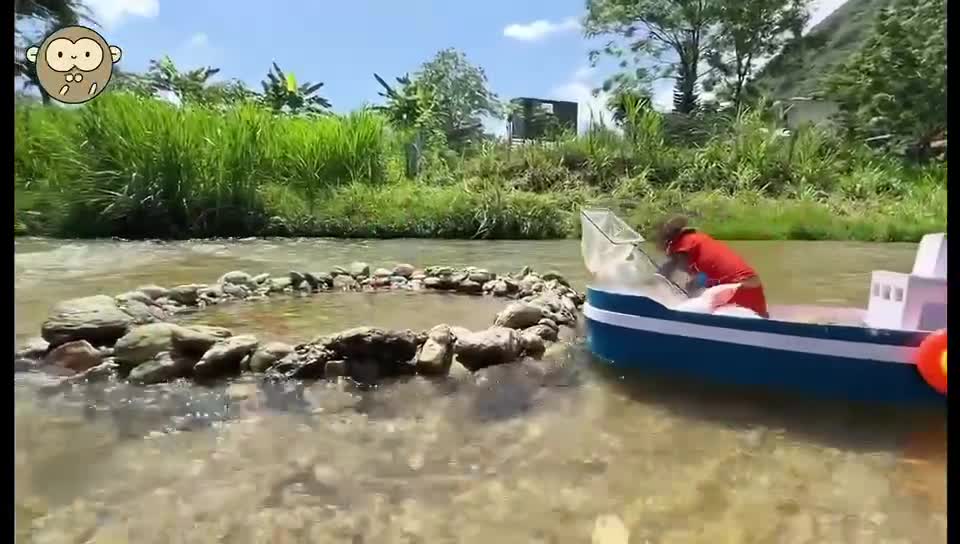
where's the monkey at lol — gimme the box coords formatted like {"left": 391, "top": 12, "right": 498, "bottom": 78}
{"left": 25, "top": 25, "right": 122, "bottom": 104}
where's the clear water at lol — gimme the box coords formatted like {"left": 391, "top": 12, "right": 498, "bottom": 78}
{"left": 15, "top": 238, "right": 945, "bottom": 543}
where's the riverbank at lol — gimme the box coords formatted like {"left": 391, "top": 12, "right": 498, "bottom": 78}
{"left": 15, "top": 94, "right": 946, "bottom": 242}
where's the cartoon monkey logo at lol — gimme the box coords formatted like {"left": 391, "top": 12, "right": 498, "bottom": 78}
{"left": 25, "top": 25, "right": 122, "bottom": 104}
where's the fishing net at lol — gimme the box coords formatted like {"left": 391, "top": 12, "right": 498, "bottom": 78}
{"left": 580, "top": 208, "right": 685, "bottom": 303}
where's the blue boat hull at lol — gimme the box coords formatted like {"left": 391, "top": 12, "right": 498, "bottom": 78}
{"left": 585, "top": 288, "right": 944, "bottom": 405}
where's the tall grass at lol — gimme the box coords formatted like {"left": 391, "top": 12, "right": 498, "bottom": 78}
{"left": 14, "top": 94, "right": 946, "bottom": 241}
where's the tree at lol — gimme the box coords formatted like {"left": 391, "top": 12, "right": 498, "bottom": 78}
{"left": 706, "top": 0, "right": 808, "bottom": 110}
{"left": 824, "top": 0, "right": 945, "bottom": 158}
{"left": 260, "top": 62, "right": 331, "bottom": 115}
{"left": 585, "top": 0, "right": 721, "bottom": 114}
{"left": 113, "top": 56, "right": 255, "bottom": 107}
{"left": 409, "top": 48, "right": 502, "bottom": 148}
{"left": 373, "top": 72, "right": 438, "bottom": 130}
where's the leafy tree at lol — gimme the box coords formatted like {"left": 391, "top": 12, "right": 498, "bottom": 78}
{"left": 113, "top": 56, "right": 255, "bottom": 107}
{"left": 373, "top": 72, "right": 439, "bottom": 130}
{"left": 260, "top": 62, "right": 331, "bottom": 115}
{"left": 824, "top": 0, "right": 945, "bottom": 158}
{"left": 606, "top": 87, "right": 654, "bottom": 126}
{"left": 585, "top": 0, "right": 721, "bottom": 113}
{"left": 706, "top": 0, "right": 809, "bottom": 110}
{"left": 411, "top": 48, "right": 503, "bottom": 148}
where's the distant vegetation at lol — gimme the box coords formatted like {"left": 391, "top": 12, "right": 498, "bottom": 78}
{"left": 13, "top": 0, "right": 946, "bottom": 242}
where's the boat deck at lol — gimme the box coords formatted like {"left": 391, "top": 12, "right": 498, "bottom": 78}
{"left": 768, "top": 305, "right": 868, "bottom": 327}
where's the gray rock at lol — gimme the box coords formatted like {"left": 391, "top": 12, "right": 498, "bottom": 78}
{"left": 128, "top": 352, "right": 194, "bottom": 385}
{"left": 389, "top": 275, "right": 408, "bottom": 286}
{"left": 288, "top": 271, "right": 305, "bottom": 286}
{"left": 491, "top": 280, "right": 511, "bottom": 297}
{"left": 169, "top": 284, "right": 203, "bottom": 305}
{"left": 219, "top": 270, "right": 253, "bottom": 286}
{"left": 560, "top": 295, "right": 578, "bottom": 315}
{"left": 14, "top": 358, "right": 36, "bottom": 372}
{"left": 248, "top": 342, "right": 294, "bottom": 373}
{"left": 308, "top": 271, "right": 333, "bottom": 287}
{"left": 16, "top": 338, "right": 49, "bottom": 360}
{"left": 330, "top": 265, "right": 350, "bottom": 276}
{"left": 186, "top": 325, "right": 233, "bottom": 339}
{"left": 520, "top": 331, "right": 546, "bottom": 356}
{"left": 373, "top": 267, "right": 392, "bottom": 278}
{"left": 457, "top": 279, "right": 483, "bottom": 295}
{"left": 449, "top": 326, "right": 472, "bottom": 342}
{"left": 370, "top": 276, "right": 391, "bottom": 288}
{"left": 118, "top": 299, "right": 167, "bottom": 325}
{"left": 252, "top": 273, "right": 271, "bottom": 284}
{"left": 411, "top": 272, "right": 427, "bottom": 281}
{"left": 43, "top": 340, "right": 102, "bottom": 373}
{"left": 494, "top": 302, "right": 544, "bottom": 329}
{"left": 524, "top": 324, "right": 558, "bottom": 342}
{"left": 268, "top": 277, "right": 293, "bottom": 293}
{"left": 468, "top": 269, "right": 493, "bottom": 283}
{"left": 136, "top": 285, "right": 169, "bottom": 300}
{"left": 291, "top": 358, "right": 328, "bottom": 380}
{"left": 541, "top": 270, "right": 570, "bottom": 287}
{"left": 392, "top": 263, "right": 416, "bottom": 278}
{"left": 114, "top": 323, "right": 221, "bottom": 366}
{"left": 538, "top": 318, "right": 559, "bottom": 331}
{"left": 349, "top": 359, "right": 381, "bottom": 383}
{"left": 349, "top": 262, "right": 371, "bottom": 278}
{"left": 41, "top": 295, "right": 135, "bottom": 347}
{"left": 423, "top": 277, "right": 443, "bottom": 289}
{"left": 416, "top": 325, "right": 455, "bottom": 375}
{"left": 323, "top": 327, "right": 421, "bottom": 365}
{"left": 519, "top": 265, "right": 532, "bottom": 277}
{"left": 115, "top": 291, "right": 154, "bottom": 305}
{"left": 332, "top": 275, "right": 359, "bottom": 291}
{"left": 222, "top": 282, "right": 250, "bottom": 299}
{"left": 454, "top": 327, "right": 523, "bottom": 370}
{"left": 193, "top": 335, "right": 259, "bottom": 380}
{"left": 324, "top": 359, "right": 348, "bottom": 378}
{"left": 199, "top": 284, "right": 225, "bottom": 299}
{"left": 425, "top": 266, "right": 455, "bottom": 276}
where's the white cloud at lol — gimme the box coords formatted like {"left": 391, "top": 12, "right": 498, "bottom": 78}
{"left": 84, "top": 0, "right": 159, "bottom": 28}
{"left": 173, "top": 32, "right": 220, "bottom": 69}
{"left": 503, "top": 17, "right": 580, "bottom": 42}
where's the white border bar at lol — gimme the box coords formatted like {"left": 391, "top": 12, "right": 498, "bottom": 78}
{"left": 584, "top": 304, "right": 916, "bottom": 365}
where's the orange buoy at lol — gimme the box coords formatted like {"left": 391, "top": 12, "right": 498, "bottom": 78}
{"left": 915, "top": 329, "right": 947, "bottom": 394}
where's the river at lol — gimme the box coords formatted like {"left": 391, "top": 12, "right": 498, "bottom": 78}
{"left": 14, "top": 237, "right": 946, "bottom": 543}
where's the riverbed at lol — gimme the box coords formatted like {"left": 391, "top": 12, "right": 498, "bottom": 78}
{"left": 15, "top": 238, "right": 946, "bottom": 542}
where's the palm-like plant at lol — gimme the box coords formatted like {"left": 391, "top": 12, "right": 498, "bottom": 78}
{"left": 260, "top": 62, "right": 331, "bottom": 115}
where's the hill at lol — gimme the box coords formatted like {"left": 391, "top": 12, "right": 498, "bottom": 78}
{"left": 750, "top": 0, "right": 893, "bottom": 98}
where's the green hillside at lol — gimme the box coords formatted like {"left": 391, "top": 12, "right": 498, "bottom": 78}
{"left": 750, "top": 0, "right": 893, "bottom": 98}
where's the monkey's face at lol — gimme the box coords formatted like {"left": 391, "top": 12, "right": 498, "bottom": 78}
{"left": 32, "top": 26, "right": 122, "bottom": 104}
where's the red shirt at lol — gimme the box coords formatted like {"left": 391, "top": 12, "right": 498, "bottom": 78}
{"left": 667, "top": 230, "right": 757, "bottom": 285}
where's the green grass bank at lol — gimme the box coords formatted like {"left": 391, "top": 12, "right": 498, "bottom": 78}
{"left": 14, "top": 93, "right": 946, "bottom": 242}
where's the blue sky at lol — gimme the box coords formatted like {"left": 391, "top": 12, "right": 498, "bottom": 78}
{"left": 27, "top": 0, "right": 846, "bottom": 132}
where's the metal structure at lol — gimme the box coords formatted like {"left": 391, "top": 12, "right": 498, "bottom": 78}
{"left": 507, "top": 97, "right": 578, "bottom": 142}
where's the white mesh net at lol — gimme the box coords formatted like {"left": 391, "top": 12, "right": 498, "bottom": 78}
{"left": 580, "top": 208, "right": 687, "bottom": 304}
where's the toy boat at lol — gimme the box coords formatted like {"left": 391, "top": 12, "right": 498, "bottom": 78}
{"left": 580, "top": 209, "right": 947, "bottom": 405}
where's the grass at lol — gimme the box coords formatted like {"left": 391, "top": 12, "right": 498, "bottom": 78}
{"left": 14, "top": 92, "right": 946, "bottom": 242}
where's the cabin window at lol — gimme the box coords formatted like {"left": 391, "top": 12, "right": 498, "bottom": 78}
{"left": 881, "top": 285, "right": 891, "bottom": 300}
{"left": 893, "top": 287, "right": 904, "bottom": 302}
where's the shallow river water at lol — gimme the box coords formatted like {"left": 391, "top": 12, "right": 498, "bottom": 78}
{"left": 15, "top": 238, "right": 946, "bottom": 543}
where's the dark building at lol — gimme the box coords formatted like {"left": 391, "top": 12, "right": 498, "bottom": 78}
{"left": 508, "top": 97, "right": 578, "bottom": 140}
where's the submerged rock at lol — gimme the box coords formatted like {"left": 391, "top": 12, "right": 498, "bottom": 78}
{"left": 16, "top": 338, "right": 49, "bottom": 360}
{"left": 41, "top": 295, "right": 135, "bottom": 347}
{"left": 219, "top": 270, "right": 253, "bottom": 286}
{"left": 128, "top": 351, "right": 194, "bottom": 385}
{"left": 43, "top": 340, "right": 102, "bottom": 373}
{"left": 136, "top": 285, "right": 169, "bottom": 300}
{"left": 416, "top": 325, "right": 456, "bottom": 375}
{"left": 168, "top": 284, "right": 204, "bottom": 305}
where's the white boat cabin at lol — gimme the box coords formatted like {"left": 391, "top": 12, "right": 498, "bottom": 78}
{"left": 865, "top": 233, "right": 948, "bottom": 331}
